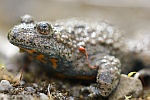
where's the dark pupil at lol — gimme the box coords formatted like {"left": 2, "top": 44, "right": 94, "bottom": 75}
{"left": 42, "top": 24, "right": 47, "bottom": 29}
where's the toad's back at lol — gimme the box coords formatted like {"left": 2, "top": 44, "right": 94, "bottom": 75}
{"left": 8, "top": 15, "right": 132, "bottom": 77}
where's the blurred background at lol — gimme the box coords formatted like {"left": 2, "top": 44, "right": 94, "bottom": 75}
{"left": 1, "top": 0, "right": 150, "bottom": 63}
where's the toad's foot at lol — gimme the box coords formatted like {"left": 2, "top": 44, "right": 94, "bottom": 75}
{"left": 81, "top": 55, "right": 121, "bottom": 98}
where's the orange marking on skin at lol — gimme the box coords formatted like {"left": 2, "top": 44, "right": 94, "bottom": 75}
{"left": 55, "top": 73, "right": 95, "bottom": 80}
{"left": 36, "top": 54, "right": 46, "bottom": 64}
{"left": 54, "top": 73, "right": 66, "bottom": 78}
{"left": 21, "top": 48, "right": 37, "bottom": 54}
{"left": 19, "top": 48, "right": 26, "bottom": 53}
{"left": 78, "top": 46, "right": 98, "bottom": 69}
{"left": 28, "top": 55, "right": 34, "bottom": 61}
{"left": 76, "top": 76, "right": 95, "bottom": 80}
{"left": 49, "top": 58, "right": 58, "bottom": 69}
{"left": 25, "top": 49, "right": 37, "bottom": 54}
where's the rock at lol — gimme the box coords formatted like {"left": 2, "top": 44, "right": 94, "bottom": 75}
{"left": 109, "top": 74, "right": 143, "bottom": 100}
{"left": 39, "top": 93, "right": 49, "bottom": 100}
{"left": 0, "top": 80, "right": 12, "bottom": 92}
{"left": 0, "top": 93, "right": 9, "bottom": 100}
{"left": 25, "top": 87, "right": 36, "bottom": 93}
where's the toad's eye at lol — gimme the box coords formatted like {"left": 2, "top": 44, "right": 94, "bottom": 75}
{"left": 36, "top": 21, "right": 52, "bottom": 35}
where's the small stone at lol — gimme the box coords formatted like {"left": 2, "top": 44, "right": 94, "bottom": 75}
{"left": 25, "top": 87, "right": 36, "bottom": 93}
{"left": 19, "top": 80, "right": 25, "bottom": 86}
{"left": 0, "top": 80, "right": 12, "bottom": 92}
{"left": 33, "top": 83, "right": 38, "bottom": 88}
{"left": 0, "top": 93, "right": 9, "bottom": 100}
{"left": 39, "top": 93, "right": 49, "bottom": 100}
{"left": 109, "top": 74, "right": 143, "bottom": 100}
{"left": 67, "top": 96, "right": 75, "bottom": 100}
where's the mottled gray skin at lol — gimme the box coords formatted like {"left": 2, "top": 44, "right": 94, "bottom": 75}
{"left": 7, "top": 15, "right": 146, "bottom": 98}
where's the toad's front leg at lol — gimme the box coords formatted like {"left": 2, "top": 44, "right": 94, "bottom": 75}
{"left": 81, "top": 55, "right": 121, "bottom": 98}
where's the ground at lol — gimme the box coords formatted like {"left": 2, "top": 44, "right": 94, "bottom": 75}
{"left": 0, "top": 54, "right": 149, "bottom": 100}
